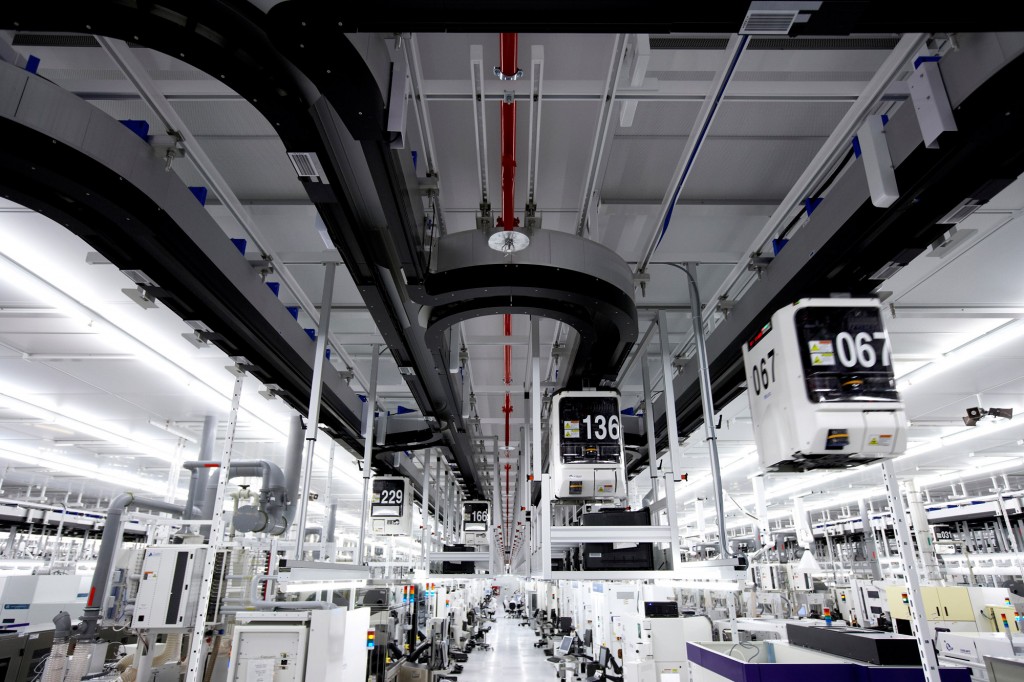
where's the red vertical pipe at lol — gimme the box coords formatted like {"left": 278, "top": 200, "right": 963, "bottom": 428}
{"left": 498, "top": 33, "right": 518, "bottom": 231}
{"left": 497, "top": 34, "right": 519, "bottom": 554}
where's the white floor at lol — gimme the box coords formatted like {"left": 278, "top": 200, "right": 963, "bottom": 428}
{"left": 455, "top": 610, "right": 555, "bottom": 681}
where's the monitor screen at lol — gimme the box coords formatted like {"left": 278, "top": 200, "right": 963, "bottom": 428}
{"left": 557, "top": 636, "right": 574, "bottom": 655}
{"left": 598, "top": 646, "right": 610, "bottom": 669}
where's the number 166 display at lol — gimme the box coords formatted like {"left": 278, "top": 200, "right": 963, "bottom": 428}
{"left": 741, "top": 298, "right": 907, "bottom": 472}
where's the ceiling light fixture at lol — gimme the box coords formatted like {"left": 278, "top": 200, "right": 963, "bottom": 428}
{"left": 897, "top": 319, "right": 1024, "bottom": 391}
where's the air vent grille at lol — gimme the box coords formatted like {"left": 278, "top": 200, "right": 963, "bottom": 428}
{"left": 749, "top": 36, "right": 901, "bottom": 50}
{"left": 12, "top": 33, "right": 99, "bottom": 48}
{"left": 740, "top": 10, "right": 799, "bottom": 35}
{"left": 120, "top": 269, "right": 155, "bottom": 286}
{"left": 287, "top": 152, "right": 323, "bottom": 180}
{"left": 649, "top": 36, "right": 730, "bottom": 51}
{"left": 938, "top": 200, "right": 982, "bottom": 225}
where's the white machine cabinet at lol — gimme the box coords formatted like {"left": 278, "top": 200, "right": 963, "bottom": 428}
{"left": 741, "top": 298, "right": 907, "bottom": 472}
{"left": 370, "top": 476, "right": 412, "bottom": 536}
{"left": 550, "top": 390, "right": 627, "bottom": 499}
{"left": 131, "top": 545, "right": 207, "bottom": 630}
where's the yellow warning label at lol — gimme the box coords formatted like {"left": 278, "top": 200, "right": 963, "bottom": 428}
{"left": 811, "top": 351, "right": 836, "bottom": 366}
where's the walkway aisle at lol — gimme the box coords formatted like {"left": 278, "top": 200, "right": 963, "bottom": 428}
{"left": 457, "top": 611, "right": 554, "bottom": 681}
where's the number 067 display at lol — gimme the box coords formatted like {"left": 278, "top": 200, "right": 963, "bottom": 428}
{"left": 741, "top": 298, "right": 907, "bottom": 472}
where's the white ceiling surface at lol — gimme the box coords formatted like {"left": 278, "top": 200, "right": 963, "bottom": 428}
{"left": 0, "top": 30, "right": 1021, "bottom": 546}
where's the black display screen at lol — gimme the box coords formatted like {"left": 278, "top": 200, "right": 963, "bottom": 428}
{"left": 558, "top": 395, "right": 622, "bottom": 464}
{"left": 463, "top": 502, "right": 489, "bottom": 532}
{"left": 794, "top": 306, "right": 899, "bottom": 403}
{"left": 371, "top": 478, "right": 405, "bottom": 518}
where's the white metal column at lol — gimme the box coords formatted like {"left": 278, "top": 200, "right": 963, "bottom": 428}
{"left": 184, "top": 373, "right": 244, "bottom": 682}
{"left": 356, "top": 344, "right": 381, "bottom": 565}
{"left": 295, "top": 262, "right": 336, "bottom": 558}
{"left": 880, "top": 460, "right": 940, "bottom": 682}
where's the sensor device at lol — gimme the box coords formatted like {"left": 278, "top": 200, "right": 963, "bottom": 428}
{"left": 741, "top": 298, "right": 907, "bottom": 472}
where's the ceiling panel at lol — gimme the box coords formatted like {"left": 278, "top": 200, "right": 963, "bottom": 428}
{"left": 600, "top": 137, "right": 687, "bottom": 203}
{"left": 196, "top": 138, "right": 306, "bottom": 201}
{"left": 679, "top": 137, "right": 827, "bottom": 201}
{"left": 709, "top": 100, "right": 850, "bottom": 137}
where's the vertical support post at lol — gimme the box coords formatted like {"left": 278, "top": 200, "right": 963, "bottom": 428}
{"left": 905, "top": 478, "right": 941, "bottom": 583}
{"left": 295, "top": 262, "right": 337, "bottom": 558}
{"left": 752, "top": 477, "right": 770, "bottom": 548}
{"left": 184, "top": 373, "right": 244, "bottom": 682}
{"left": 695, "top": 500, "right": 707, "bottom": 544}
{"left": 420, "top": 450, "right": 432, "bottom": 570}
{"left": 530, "top": 317, "right": 542, "bottom": 482}
{"left": 434, "top": 452, "right": 442, "bottom": 554}
{"left": 663, "top": 474, "right": 681, "bottom": 572}
{"left": 640, "top": 354, "right": 661, "bottom": 503}
{"left": 681, "top": 264, "right": 728, "bottom": 557}
{"left": 321, "top": 441, "right": 336, "bottom": 559}
{"left": 859, "top": 498, "right": 883, "bottom": 580}
{"left": 356, "top": 343, "right": 381, "bottom": 565}
{"left": 657, "top": 309, "right": 681, "bottom": 483}
{"left": 880, "top": 460, "right": 940, "bottom": 682}
{"left": 541, "top": 475, "right": 552, "bottom": 578}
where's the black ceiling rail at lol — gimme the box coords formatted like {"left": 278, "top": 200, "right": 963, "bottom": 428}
{"left": 639, "top": 49, "right": 1024, "bottom": 474}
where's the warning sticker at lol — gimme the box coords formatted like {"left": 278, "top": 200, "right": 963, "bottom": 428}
{"left": 866, "top": 434, "right": 893, "bottom": 447}
{"left": 808, "top": 340, "right": 833, "bottom": 353}
{"left": 563, "top": 420, "right": 580, "bottom": 439}
{"left": 810, "top": 352, "right": 836, "bottom": 366}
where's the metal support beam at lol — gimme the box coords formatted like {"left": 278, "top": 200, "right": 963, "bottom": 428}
{"left": 531, "top": 317, "right": 543, "bottom": 481}
{"left": 420, "top": 449, "right": 431, "bottom": 570}
{"left": 880, "top": 459, "right": 940, "bottom": 682}
{"left": 295, "top": 262, "right": 336, "bottom": 559}
{"left": 356, "top": 344, "right": 381, "bottom": 565}
{"left": 641, "top": 350, "right": 660, "bottom": 502}
{"left": 859, "top": 498, "right": 883, "bottom": 581}
{"left": 184, "top": 373, "right": 243, "bottom": 682}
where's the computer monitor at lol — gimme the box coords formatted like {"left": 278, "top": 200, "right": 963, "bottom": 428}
{"left": 557, "top": 635, "right": 574, "bottom": 656}
{"left": 583, "top": 629, "right": 593, "bottom": 647}
{"left": 597, "top": 646, "right": 610, "bottom": 669}
{"left": 559, "top": 616, "right": 572, "bottom": 634}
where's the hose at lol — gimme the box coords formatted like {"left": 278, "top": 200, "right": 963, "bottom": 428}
{"left": 39, "top": 641, "right": 68, "bottom": 682}
{"left": 64, "top": 646, "right": 92, "bottom": 682}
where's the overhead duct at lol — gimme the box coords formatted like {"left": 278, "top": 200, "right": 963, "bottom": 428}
{"left": 410, "top": 229, "right": 638, "bottom": 387}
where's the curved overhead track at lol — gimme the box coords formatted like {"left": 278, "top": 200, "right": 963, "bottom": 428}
{"left": 0, "top": 1, "right": 486, "bottom": 495}
{"left": 411, "top": 230, "right": 638, "bottom": 387}
{"left": 0, "top": 58, "right": 366, "bottom": 451}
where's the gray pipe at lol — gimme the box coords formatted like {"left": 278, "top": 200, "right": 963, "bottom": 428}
{"left": 670, "top": 262, "right": 731, "bottom": 558}
{"left": 190, "top": 416, "right": 218, "bottom": 517}
{"left": 283, "top": 415, "right": 304, "bottom": 524}
{"left": 184, "top": 460, "right": 290, "bottom": 535}
{"left": 325, "top": 503, "right": 337, "bottom": 544}
{"left": 52, "top": 611, "right": 72, "bottom": 641}
{"left": 247, "top": 575, "right": 335, "bottom": 611}
{"left": 79, "top": 493, "right": 189, "bottom": 640}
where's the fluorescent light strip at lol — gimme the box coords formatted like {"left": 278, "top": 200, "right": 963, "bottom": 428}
{"left": 0, "top": 443, "right": 176, "bottom": 498}
{"left": 0, "top": 251, "right": 294, "bottom": 441}
{"left": 0, "top": 388, "right": 179, "bottom": 463}
{"left": 897, "top": 319, "right": 1024, "bottom": 391}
